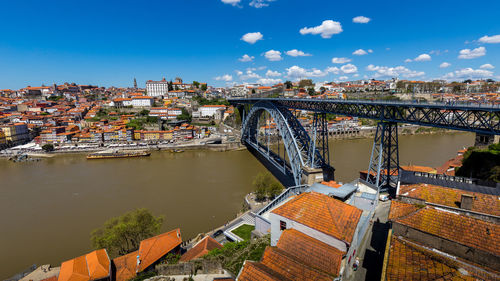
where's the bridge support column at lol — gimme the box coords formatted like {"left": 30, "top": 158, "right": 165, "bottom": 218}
{"left": 366, "top": 122, "right": 399, "bottom": 190}
{"left": 474, "top": 133, "right": 499, "bottom": 147}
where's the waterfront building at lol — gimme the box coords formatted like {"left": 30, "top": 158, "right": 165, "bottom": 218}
{"left": 146, "top": 78, "right": 169, "bottom": 97}
{"left": 1, "top": 123, "right": 29, "bottom": 143}
{"left": 58, "top": 249, "right": 111, "bottom": 281}
{"left": 199, "top": 105, "right": 226, "bottom": 118}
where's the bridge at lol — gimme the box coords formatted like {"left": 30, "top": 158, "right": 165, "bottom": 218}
{"left": 229, "top": 98, "right": 500, "bottom": 189}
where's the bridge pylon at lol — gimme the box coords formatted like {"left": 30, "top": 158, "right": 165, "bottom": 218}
{"left": 366, "top": 121, "right": 400, "bottom": 190}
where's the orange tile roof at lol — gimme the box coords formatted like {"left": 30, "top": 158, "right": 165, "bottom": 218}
{"left": 388, "top": 201, "right": 421, "bottom": 221}
{"left": 398, "top": 183, "right": 500, "bottom": 216}
{"left": 400, "top": 165, "right": 437, "bottom": 173}
{"left": 58, "top": 249, "right": 110, "bottom": 281}
{"left": 394, "top": 206, "right": 500, "bottom": 256}
{"left": 113, "top": 251, "right": 138, "bottom": 281}
{"left": 179, "top": 236, "right": 222, "bottom": 262}
{"left": 260, "top": 247, "right": 332, "bottom": 280}
{"left": 385, "top": 236, "right": 488, "bottom": 281}
{"left": 137, "top": 228, "right": 182, "bottom": 272}
{"left": 271, "top": 192, "right": 362, "bottom": 244}
{"left": 237, "top": 261, "right": 285, "bottom": 281}
{"left": 277, "top": 229, "right": 344, "bottom": 276}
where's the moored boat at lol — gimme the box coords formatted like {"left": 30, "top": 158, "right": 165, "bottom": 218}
{"left": 86, "top": 149, "right": 150, "bottom": 159}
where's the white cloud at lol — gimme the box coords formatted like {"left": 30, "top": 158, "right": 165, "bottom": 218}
{"left": 221, "top": 0, "right": 240, "bottom": 6}
{"left": 480, "top": 63, "right": 494, "bottom": 69}
{"left": 325, "top": 66, "right": 340, "bottom": 74}
{"left": 339, "top": 76, "right": 349, "bottom": 80}
{"left": 366, "top": 64, "right": 425, "bottom": 78}
{"left": 478, "top": 35, "right": 500, "bottom": 44}
{"left": 443, "top": 68, "right": 493, "bottom": 80}
{"left": 264, "top": 50, "right": 282, "bottom": 61}
{"left": 257, "top": 78, "right": 282, "bottom": 85}
{"left": 249, "top": 0, "right": 275, "bottom": 8}
{"left": 440, "top": 62, "right": 451, "bottom": 68}
{"left": 235, "top": 70, "right": 243, "bottom": 76}
{"left": 353, "top": 49, "right": 368, "bottom": 56}
{"left": 352, "top": 16, "right": 371, "bottom": 23}
{"left": 331, "top": 57, "right": 351, "bottom": 64}
{"left": 240, "top": 70, "right": 261, "bottom": 80}
{"left": 241, "top": 32, "right": 263, "bottom": 44}
{"left": 341, "top": 64, "right": 358, "bottom": 74}
{"left": 368, "top": 49, "right": 373, "bottom": 53}
{"left": 458, "top": 47, "right": 486, "bottom": 59}
{"left": 238, "top": 54, "right": 254, "bottom": 62}
{"left": 299, "top": 20, "right": 343, "bottom": 39}
{"left": 215, "top": 74, "right": 233, "bottom": 82}
{"left": 353, "top": 74, "right": 359, "bottom": 77}
{"left": 266, "top": 70, "right": 281, "bottom": 77}
{"left": 414, "top": 53, "right": 431, "bottom": 62}
{"left": 404, "top": 59, "right": 412, "bottom": 63}
{"left": 286, "top": 49, "right": 312, "bottom": 57}
{"left": 285, "top": 66, "right": 329, "bottom": 80}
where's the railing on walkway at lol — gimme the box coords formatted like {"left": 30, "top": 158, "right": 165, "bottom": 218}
{"left": 257, "top": 184, "right": 308, "bottom": 216}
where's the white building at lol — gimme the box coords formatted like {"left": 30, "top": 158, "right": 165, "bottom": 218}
{"left": 146, "top": 78, "right": 169, "bottom": 97}
{"left": 131, "top": 96, "right": 153, "bottom": 107}
{"left": 199, "top": 105, "right": 226, "bottom": 118}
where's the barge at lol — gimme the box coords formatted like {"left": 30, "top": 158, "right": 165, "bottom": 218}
{"left": 86, "top": 149, "right": 150, "bottom": 159}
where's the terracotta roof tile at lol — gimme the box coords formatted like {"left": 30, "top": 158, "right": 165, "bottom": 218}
{"left": 386, "top": 236, "right": 487, "bottom": 281}
{"left": 399, "top": 183, "right": 500, "bottom": 216}
{"left": 395, "top": 207, "right": 500, "bottom": 256}
{"left": 179, "top": 236, "right": 222, "bottom": 262}
{"left": 238, "top": 261, "right": 289, "bottom": 281}
{"left": 260, "top": 247, "right": 332, "bottom": 280}
{"left": 58, "top": 255, "right": 89, "bottom": 281}
{"left": 271, "top": 192, "right": 362, "bottom": 243}
{"left": 137, "top": 228, "right": 182, "bottom": 271}
{"left": 58, "top": 249, "right": 110, "bottom": 281}
{"left": 388, "top": 201, "right": 421, "bottom": 221}
{"left": 113, "top": 251, "right": 138, "bottom": 281}
{"left": 86, "top": 249, "right": 110, "bottom": 280}
{"left": 276, "top": 229, "right": 344, "bottom": 276}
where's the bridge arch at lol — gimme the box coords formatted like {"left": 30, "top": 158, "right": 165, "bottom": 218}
{"left": 241, "top": 101, "right": 329, "bottom": 186}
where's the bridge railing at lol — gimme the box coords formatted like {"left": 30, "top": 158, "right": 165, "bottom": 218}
{"left": 257, "top": 184, "right": 308, "bottom": 216}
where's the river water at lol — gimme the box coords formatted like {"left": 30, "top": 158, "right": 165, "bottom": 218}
{"left": 0, "top": 132, "right": 474, "bottom": 278}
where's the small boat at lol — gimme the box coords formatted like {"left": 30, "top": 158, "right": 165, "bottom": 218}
{"left": 87, "top": 149, "right": 151, "bottom": 159}
{"left": 170, "top": 149, "right": 184, "bottom": 153}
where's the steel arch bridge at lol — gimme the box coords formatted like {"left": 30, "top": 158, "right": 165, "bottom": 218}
{"left": 231, "top": 98, "right": 500, "bottom": 190}
{"left": 241, "top": 101, "right": 332, "bottom": 187}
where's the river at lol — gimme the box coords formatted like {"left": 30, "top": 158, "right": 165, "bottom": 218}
{"left": 0, "top": 132, "right": 474, "bottom": 278}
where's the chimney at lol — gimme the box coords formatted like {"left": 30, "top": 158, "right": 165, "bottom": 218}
{"left": 460, "top": 194, "right": 474, "bottom": 210}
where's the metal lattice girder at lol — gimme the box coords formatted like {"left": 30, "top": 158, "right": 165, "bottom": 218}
{"left": 367, "top": 122, "right": 400, "bottom": 189}
{"left": 241, "top": 101, "right": 330, "bottom": 186}
{"left": 308, "top": 113, "right": 330, "bottom": 168}
{"left": 230, "top": 98, "right": 500, "bottom": 135}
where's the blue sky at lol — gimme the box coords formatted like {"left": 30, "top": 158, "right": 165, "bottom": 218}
{"left": 1, "top": 0, "right": 499, "bottom": 89}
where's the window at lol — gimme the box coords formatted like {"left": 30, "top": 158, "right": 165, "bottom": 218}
{"left": 280, "top": 220, "right": 287, "bottom": 231}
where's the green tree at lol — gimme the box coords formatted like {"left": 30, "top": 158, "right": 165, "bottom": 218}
{"left": 177, "top": 108, "right": 192, "bottom": 122}
{"left": 284, "top": 81, "right": 293, "bottom": 89}
{"left": 138, "top": 109, "right": 150, "bottom": 117}
{"left": 192, "top": 81, "right": 200, "bottom": 88}
{"left": 298, "top": 79, "right": 313, "bottom": 88}
{"left": 267, "top": 182, "right": 283, "bottom": 199}
{"left": 200, "top": 83, "right": 208, "bottom": 91}
{"left": 91, "top": 208, "right": 163, "bottom": 257}
{"left": 42, "top": 143, "right": 54, "bottom": 152}
{"left": 308, "top": 88, "right": 317, "bottom": 96}
{"left": 168, "top": 81, "right": 174, "bottom": 91}
{"left": 252, "top": 172, "right": 283, "bottom": 201}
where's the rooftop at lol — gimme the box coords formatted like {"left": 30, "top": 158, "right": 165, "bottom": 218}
{"left": 137, "top": 228, "right": 182, "bottom": 271}
{"left": 179, "top": 236, "right": 223, "bottom": 262}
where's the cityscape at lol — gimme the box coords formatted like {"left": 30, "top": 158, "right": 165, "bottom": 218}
{"left": 1, "top": 1, "right": 500, "bottom": 281}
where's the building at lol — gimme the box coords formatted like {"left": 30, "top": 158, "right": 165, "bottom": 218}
{"left": 58, "top": 249, "right": 111, "bottom": 281}
{"left": 199, "top": 105, "right": 226, "bottom": 118}
{"left": 179, "top": 236, "right": 223, "bottom": 262}
{"left": 113, "top": 228, "right": 182, "bottom": 281}
{"left": 146, "top": 78, "right": 169, "bottom": 97}
{"left": 131, "top": 96, "right": 153, "bottom": 107}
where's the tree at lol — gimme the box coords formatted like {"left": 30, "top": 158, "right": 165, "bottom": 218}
{"left": 42, "top": 143, "right": 54, "bottom": 152}
{"left": 252, "top": 172, "right": 283, "bottom": 201}
{"left": 200, "top": 83, "right": 208, "bottom": 91}
{"left": 91, "top": 208, "right": 163, "bottom": 257}
{"left": 192, "top": 81, "right": 200, "bottom": 88}
{"left": 177, "top": 108, "right": 192, "bottom": 122}
{"left": 168, "top": 81, "right": 174, "bottom": 91}
{"left": 298, "top": 79, "right": 313, "bottom": 88}
{"left": 308, "top": 88, "right": 317, "bottom": 96}
{"left": 284, "top": 81, "right": 293, "bottom": 89}
{"left": 138, "top": 109, "right": 150, "bottom": 117}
